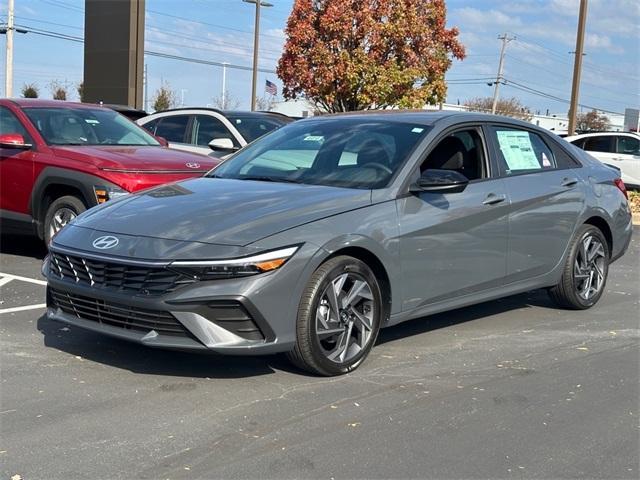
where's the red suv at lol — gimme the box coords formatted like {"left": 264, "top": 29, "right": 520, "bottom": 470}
{"left": 0, "top": 99, "right": 221, "bottom": 244}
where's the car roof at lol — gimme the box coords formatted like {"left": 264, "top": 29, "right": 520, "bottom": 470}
{"left": 154, "top": 107, "right": 291, "bottom": 118}
{"left": 3, "top": 98, "right": 113, "bottom": 110}
{"left": 565, "top": 131, "right": 639, "bottom": 140}
{"left": 294, "top": 110, "right": 537, "bottom": 128}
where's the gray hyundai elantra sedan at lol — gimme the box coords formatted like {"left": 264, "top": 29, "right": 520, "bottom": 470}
{"left": 43, "top": 111, "right": 633, "bottom": 375}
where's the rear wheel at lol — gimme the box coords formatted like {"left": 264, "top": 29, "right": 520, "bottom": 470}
{"left": 287, "top": 256, "right": 383, "bottom": 376}
{"left": 549, "top": 224, "right": 609, "bottom": 309}
{"left": 44, "top": 195, "right": 86, "bottom": 245}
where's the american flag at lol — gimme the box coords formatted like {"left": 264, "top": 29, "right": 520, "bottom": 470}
{"left": 265, "top": 80, "right": 277, "bottom": 96}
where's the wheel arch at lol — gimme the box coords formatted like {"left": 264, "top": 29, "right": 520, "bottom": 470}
{"left": 583, "top": 215, "right": 613, "bottom": 257}
{"left": 324, "top": 246, "right": 393, "bottom": 324}
{"left": 30, "top": 167, "right": 108, "bottom": 238}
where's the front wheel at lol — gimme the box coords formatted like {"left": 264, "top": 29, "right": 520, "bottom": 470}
{"left": 548, "top": 224, "right": 610, "bottom": 309}
{"left": 287, "top": 256, "right": 383, "bottom": 376}
{"left": 43, "top": 195, "right": 86, "bottom": 246}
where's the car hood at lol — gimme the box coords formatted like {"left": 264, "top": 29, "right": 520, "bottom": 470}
{"left": 73, "top": 178, "right": 372, "bottom": 246}
{"left": 51, "top": 145, "right": 218, "bottom": 173}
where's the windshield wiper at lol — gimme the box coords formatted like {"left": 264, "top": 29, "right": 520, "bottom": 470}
{"left": 236, "top": 175, "right": 303, "bottom": 184}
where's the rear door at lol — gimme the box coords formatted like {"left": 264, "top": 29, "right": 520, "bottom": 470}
{"left": 396, "top": 125, "right": 509, "bottom": 311}
{"left": 487, "top": 124, "right": 584, "bottom": 282}
{"left": 614, "top": 135, "right": 640, "bottom": 187}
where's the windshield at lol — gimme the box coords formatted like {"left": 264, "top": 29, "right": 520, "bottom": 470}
{"left": 23, "top": 107, "right": 160, "bottom": 146}
{"left": 226, "top": 114, "right": 291, "bottom": 143}
{"left": 210, "top": 118, "right": 431, "bottom": 189}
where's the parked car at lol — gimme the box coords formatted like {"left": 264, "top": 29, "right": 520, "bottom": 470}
{"left": 44, "top": 111, "right": 632, "bottom": 375}
{"left": 566, "top": 132, "right": 640, "bottom": 188}
{"left": 102, "top": 104, "right": 149, "bottom": 122}
{"left": 0, "top": 99, "right": 221, "bottom": 244}
{"left": 137, "top": 108, "right": 293, "bottom": 156}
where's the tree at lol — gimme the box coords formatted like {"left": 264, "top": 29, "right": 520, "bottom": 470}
{"left": 464, "top": 97, "right": 533, "bottom": 121}
{"left": 152, "top": 83, "right": 177, "bottom": 112}
{"left": 49, "top": 80, "right": 68, "bottom": 101}
{"left": 21, "top": 83, "right": 39, "bottom": 98}
{"left": 255, "top": 95, "right": 276, "bottom": 111}
{"left": 77, "top": 82, "right": 85, "bottom": 102}
{"left": 575, "top": 110, "right": 609, "bottom": 132}
{"left": 277, "top": 0, "right": 465, "bottom": 112}
{"left": 210, "top": 91, "right": 241, "bottom": 110}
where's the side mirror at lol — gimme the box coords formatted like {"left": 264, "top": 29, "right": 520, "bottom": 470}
{"left": 208, "top": 138, "right": 238, "bottom": 151}
{"left": 155, "top": 136, "right": 169, "bottom": 147}
{"left": 410, "top": 169, "right": 469, "bottom": 194}
{"left": 0, "top": 133, "right": 31, "bottom": 149}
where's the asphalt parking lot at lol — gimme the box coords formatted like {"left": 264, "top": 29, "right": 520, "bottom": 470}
{"left": 1, "top": 230, "right": 639, "bottom": 480}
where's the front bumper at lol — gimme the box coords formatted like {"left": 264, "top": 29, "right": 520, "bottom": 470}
{"left": 43, "top": 244, "right": 320, "bottom": 355}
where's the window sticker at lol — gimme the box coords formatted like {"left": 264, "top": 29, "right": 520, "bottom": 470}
{"left": 411, "top": 127, "right": 424, "bottom": 133}
{"left": 496, "top": 130, "right": 540, "bottom": 171}
{"left": 541, "top": 152, "right": 551, "bottom": 167}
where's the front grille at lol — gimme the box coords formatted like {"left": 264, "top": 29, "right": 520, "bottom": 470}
{"left": 49, "top": 251, "right": 195, "bottom": 296}
{"left": 50, "top": 288, "right": 190, "bottom": 337}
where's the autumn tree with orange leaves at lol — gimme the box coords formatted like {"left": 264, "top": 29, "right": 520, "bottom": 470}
{"left": 277, "top": 0, "right": 465, "bottom": 112}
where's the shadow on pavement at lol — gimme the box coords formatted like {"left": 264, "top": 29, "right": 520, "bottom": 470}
{"left": 1, "top": 234, "right": 48, "bottom": 260}
{"left": 36, "top": 289, "right": 555, "bottom": 379}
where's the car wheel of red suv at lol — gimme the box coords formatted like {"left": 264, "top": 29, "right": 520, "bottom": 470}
{"left": 44, "top": 195, "right": 86, "bottom": 246}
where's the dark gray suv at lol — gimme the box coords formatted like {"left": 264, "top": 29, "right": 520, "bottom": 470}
{"left": 44, "top": 112, "right": 633, "bottom": 375}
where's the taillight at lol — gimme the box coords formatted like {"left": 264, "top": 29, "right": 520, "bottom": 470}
{"left": 614, "top": 178, "right": 628, "bottom": 200}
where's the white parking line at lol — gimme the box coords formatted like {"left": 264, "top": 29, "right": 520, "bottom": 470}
{"left": 0, "top": 276, "right": 14, "bottom": 288}
{"left": 0, "top": 272, "right": 47, "bottom": 286}
{"left": 0, "top": 304, "right": 47, "bottom": 315}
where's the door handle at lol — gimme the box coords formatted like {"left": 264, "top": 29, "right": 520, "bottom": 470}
{"left": 483, "top": 193, "right": 507, "bottom": 205}
{"left": 561, "top": 177, "right": 579, "bottom": 187}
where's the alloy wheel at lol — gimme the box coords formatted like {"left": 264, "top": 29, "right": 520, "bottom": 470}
{"left": 48, "top": 207, "right": 77, "bottom": 240}
{"left": 315, "top": 272, "right": 375, "bottom": 364}
{"left": 574, "top": 235, "right": 606, "bottom": 301}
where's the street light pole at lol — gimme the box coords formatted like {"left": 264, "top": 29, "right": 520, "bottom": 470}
{"left": 568, "top": 0, "right": 588, "bottom": 136}
{"left": 5, "top": 0, "right": 15, "bottom": 97}
{"left": 243, "top": 0, "right": 273, "bottom": 111}
{"left": 222, "top": 62, "right": 228, "bottom": 109}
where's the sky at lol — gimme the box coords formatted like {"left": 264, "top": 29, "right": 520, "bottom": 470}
{"left": 1, "top": 0, "right": 638, "bottom": 115}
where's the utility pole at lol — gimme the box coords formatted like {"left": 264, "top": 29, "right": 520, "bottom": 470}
{"left": 491, "top": 33, "right": 515, "bottom": 115}
{"left": 221, "top": 62, "right": 228, "bottom": 109}
{"left": 4, "top": 0, "right": 15, "bottom": 97}
{"left": 568, "top": 0, "right": 588, "bottom": 136}
{"left": 143, "top": 64, "right": 148, "bottom": 111}
{"left": 243, "top": 0, "right": 273, "bottom": 111}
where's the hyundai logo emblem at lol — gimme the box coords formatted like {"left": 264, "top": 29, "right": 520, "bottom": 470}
{"left": 92, "top": 235, "right": 119, "bottom": 250}
{"left": 186, "top": 162, "right": 201, "bottom": 169}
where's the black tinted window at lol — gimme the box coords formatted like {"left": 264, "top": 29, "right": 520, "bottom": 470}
{"left": 616, "top": 136, "right": 640, "bottom": 154}
{"left": 583, "top": 136, "right": 613, "bottom": 153}
{"left": 0, "top": 106, "right": 32, "bottom": 144}
{"left": 226, "top": 114, "right": 289, "bottom": 143}
{"left": 193, "top": 115, "right": 237, "bottom": 147}
{"left": 140, "top": 118, "right": 160, "bottom": 135}
{"left": 155, "top": 115, "right": 190, "bottom": 143}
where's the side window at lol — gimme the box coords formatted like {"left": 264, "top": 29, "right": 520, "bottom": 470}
{"left": 616, "top": 136, "right": 640, "bottom": 155}
{"left": 421, "top": 128, "right": 486, "bottom": 181}
{"left": 583, "top": 136, "right": 614, "bottom": 153}
{"left": 491, "top": 127, "right": 555, "bottom": 175}
{"left": 569, "top": 138, "right": 585, "bottom": 149}
{"left": 192, "top": 115, "right": 238, "bottom": 147}
{"left": 154, "top": 115, "right": 190, "bottom": 143}
{"left": 0, "top": 106, "right": 33, "bottom": 145}
{"left": 140, "top": 118, "right": 160, "bottom": 135}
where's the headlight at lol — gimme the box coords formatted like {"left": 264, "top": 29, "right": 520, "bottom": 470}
{"left": 94, "top": 185, "right": 129, "bottom": 204}
{"left": 169, "top": 246, "right": 299, "bottom": 279}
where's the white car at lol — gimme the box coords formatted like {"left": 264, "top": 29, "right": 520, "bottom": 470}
{"left": 137, "top": 108, "right": 293, "bottom": 157}
{"left": 566, "top": 132, "right": 640, "bottom": 188}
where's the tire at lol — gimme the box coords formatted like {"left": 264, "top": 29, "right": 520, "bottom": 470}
{"left": 548, "top": 224, "right": 610, "bottom": 310}
{"left": 43, "top": 195, "right": 86, "bottom": 246}
{"left": 287, "top": 256, "right": 383, "bottom": 376}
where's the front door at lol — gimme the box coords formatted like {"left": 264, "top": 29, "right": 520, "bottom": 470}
{"left": 397, "top": 126, "right": 509, "bottom": 312}
{"left": 0, "top": 106, "right": 36, "bottom": 216}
